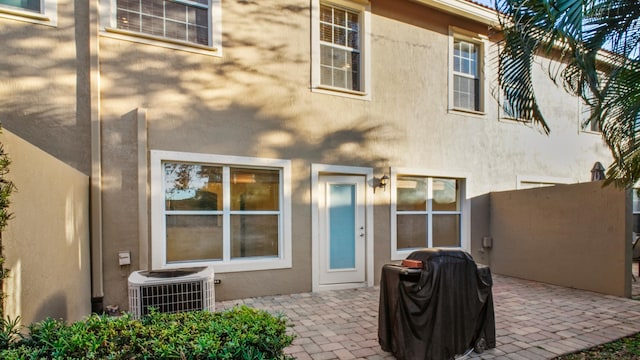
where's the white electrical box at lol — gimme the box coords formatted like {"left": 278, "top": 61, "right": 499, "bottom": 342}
{"left": 119, "top": 251, "right": 131, "bottom": 266}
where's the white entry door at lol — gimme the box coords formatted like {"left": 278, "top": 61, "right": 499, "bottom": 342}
{"left": 318, "top": 175, "right": 366, "bottom": 285}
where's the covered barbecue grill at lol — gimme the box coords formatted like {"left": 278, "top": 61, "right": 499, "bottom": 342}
{"left": 378, "top": 249, "right": 495, "bottom": 360}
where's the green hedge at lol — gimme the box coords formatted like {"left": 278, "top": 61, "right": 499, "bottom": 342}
{"left": 0, "top": 306, "right": 294, "bottom": 359}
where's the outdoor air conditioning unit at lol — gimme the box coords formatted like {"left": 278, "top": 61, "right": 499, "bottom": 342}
{"left": 128, "top": 266, "right": 215, "bottom": 318}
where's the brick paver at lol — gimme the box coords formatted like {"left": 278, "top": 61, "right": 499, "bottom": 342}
{"left": 216, "top": 274, "right": 640, "bottom": 359}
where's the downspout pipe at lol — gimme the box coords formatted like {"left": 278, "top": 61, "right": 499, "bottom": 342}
{"left": 77, "top": 0, "right": 104, "bottom": 312}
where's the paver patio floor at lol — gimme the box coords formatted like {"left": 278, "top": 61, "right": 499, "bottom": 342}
{"left": 216, "top": 273, "right": 640, "bottom": 360}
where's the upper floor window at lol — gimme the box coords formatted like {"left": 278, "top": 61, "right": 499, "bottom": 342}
{"left": 320, "top": 4, "right": 360, "bottom": 91}
{"left": 499, "top": 82, "right": 533, "bottom": 124}
{"left": 580, "top": 87, "right": 600, "bottom": 133}
{"left": 453, "top": 39, "right": 481, "bottom": 111}
{"left": 449, "top": 28, "right": 485, "bottom": 114}
{"left": 100, "top": 0, "right": 221, "bottom": 52}
{"left": 151, "top": 151, "right": 292, "bottom": 273}
{"left": 0, "top": 0, "right": 57, "bottom": 25}
{"left": 312, "top": 0, "right": 371, "bottom": 99}
{"left": 0, "top": 0, "right": 39, "bottom": 12}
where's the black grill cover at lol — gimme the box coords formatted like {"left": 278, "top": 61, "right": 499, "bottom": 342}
{"left": 378, "top": 249, "right": 495, "bottom": 360}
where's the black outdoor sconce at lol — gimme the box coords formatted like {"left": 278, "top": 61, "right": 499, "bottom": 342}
{"left": 374, "top": 174, "right": 390, "bottom": 193}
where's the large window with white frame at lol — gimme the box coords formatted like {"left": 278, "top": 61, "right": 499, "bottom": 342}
{"left": 392, "top": 171, "right": 469, "bottom": 259}
{"left": 0, "top": 0, "right": 57, "bottom": 25}
{"left": 312, "top": 0, "right": 370, "bottom": 98}
{"left": 151, "top": 151, "right": 291, "bottom": 272}
{"left": 100, "top": 0, "right": 221, "bottom": 51}
{"left": 450, "top": 30, "right": 484, "bottom": 113}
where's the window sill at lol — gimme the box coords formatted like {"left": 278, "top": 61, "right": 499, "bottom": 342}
{"left": 102, "top": 27, "right": 221, "bottom": 56}
{"left": 392, "top": 247, "right": 466, "bottom": 261}
{"left": 0, "top": 7, "right": 54, "bottom": 26}
{"left": 580, "top": 129, "right": 602, "bottom": 135}
{"left": 162, "top": 257, "right": 292, "bottom": 274}
{"left": 499, "top": 116, "right": 533, "bottom": 126}
{"left": 449, "top": 107, "right": 486, "bottom": 117}
{"left": 312, "top": 85, "right": 371, "bottom": 100}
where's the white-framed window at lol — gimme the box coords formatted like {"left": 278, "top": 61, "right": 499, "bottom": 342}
{"left": 150, "top": 150, "right": 292, "bottom": 273}
{"left": 0, "top": 0, "right": 57, "bottom": 26}
{"left": 100, "top": 0, "right": 222, "bottom": 54}
{"left": 391, "top": 168, "right": 470, "bottom": 260}
{"left": 580, "top": 87, "right": 600, "bottom": 133}
{"left": 498, "top": 83, "right": 533, "bottom": 125}
{"left": 449, "top": 28, "right": 485, "bottom": 113}
{"left": 311, "top": 0, "right": 371, "bottom": 99}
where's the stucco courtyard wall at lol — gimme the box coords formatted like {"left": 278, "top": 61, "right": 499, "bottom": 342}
{"left": 1, "top": 130, "right": 91, "bottom": 324}
{"left": 487, "top": 181, "right": 630, "bottom": 297}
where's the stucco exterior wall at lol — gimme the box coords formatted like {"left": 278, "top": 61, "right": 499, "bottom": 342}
{"left": 489, "top": 181, "right": 630, "bottom": 297}
{"left": 0, "top": 0, "right": 619, "bottom": 311}
{"left": 1, "top": 129, "right": 91, "bottom": 324}
{"left": 95, "top": 0, "right": 614, "bottom": 307}
{"left": 0, "top": 0, "right": 91, "bottom": 176}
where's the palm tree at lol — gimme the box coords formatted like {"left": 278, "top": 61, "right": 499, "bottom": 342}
{"left": 496, "top": 0, "right": 640, "bottom": 187}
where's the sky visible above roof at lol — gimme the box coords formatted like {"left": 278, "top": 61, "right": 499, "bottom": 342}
{"left": 468, "top": 0, "right": 496, "bottom": 9}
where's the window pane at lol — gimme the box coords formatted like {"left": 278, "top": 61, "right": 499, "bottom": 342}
{"left": 164, "top": 163, "right": 222, "bottom": 211}
{"left": 320, "top": 23, "right": 333, "bottom": 42}
{"left": 166, "top": 215, "right": 223, "bottom": 262}
{"left": 320, "top": 44, "right": 332, "bottom": 65}
{"left": 397, "top": 215, "right": 427, "bottom": 249}
{"left": 165, "top": 1, "right": 185, "bottom": 22}
{"left": 347, "top": 13, "right": 359, "bottom": 49}
{"left": 333, "top": 48, "right": 347, "bottom": 67}
{"left": 454, "top": 75, "right": 477, "bottom": 110}
{"left": 0, "top": 0, "right": 41, "bottom": 11}
{"left": 334, "top": 69, "right": 346, "bottom": 88}
{"left": 166, "top": 20, "right": 187, "bottom": 40}
{"left": 396, "top": 176, "right": 427, "bottom": 211}
{"left": 117, "top": 9, "right": 139, "bottom": 31}
{"left": 432, "top": 214, "right": 460, "bottom": 247}
{"left": 231, "top": 215, "right": 279, "bottom": 258}
{"left": 230, "top": 168, "right": 280, "bottom": 211}
{"left": 350, "top": 52, "right": 360, "bottom": 91}
{"left": 117, "top": 0, "right": 210, "bottom": 45}
{"left": 320, "top": 5, "right": 332, "bottom": 23}
{"left": 141, "top": 0, "right": 162, "bottom": 17}
{"left": 432, "top": 178, "right": 459, "bottom": 211}
{"left": 334, "top": 8, "right": 345, "bottom": 26}
{"left": 334, "top": 26, "right": 346, "bottom": 46}
{"left": 320, "top": 66, "right": 333, "bottom": 86}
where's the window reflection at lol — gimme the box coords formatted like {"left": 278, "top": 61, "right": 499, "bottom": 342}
{"left": 164, "top": 163, "right": 222, "bottom": 211}
{"left": 396, "top": 176, "right": 427, "bottom": 211}
{"left": 396, "top": 175, "right": 462, "bottom": 249}
{"left": 230, "top": 168, "right": 280, "bottom": 211}
{"left": 163, "top": 161, "right": 282, "bottom": 264}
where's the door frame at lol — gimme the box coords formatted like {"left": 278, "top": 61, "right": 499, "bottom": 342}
{"left": 311, "top": 164, "right": 374, "bottom": 292}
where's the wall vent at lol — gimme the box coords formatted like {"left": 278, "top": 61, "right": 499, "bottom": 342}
{"left": 128, "top": 266, "right": 215, "bottom": 318}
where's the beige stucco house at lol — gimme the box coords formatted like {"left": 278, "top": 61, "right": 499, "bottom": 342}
{"left": 0, "top": 0, "right": 616, "bottom": 322}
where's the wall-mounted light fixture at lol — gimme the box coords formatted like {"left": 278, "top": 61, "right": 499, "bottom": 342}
{"left": 373, "top": 174, "right": 389, "bottom": 193}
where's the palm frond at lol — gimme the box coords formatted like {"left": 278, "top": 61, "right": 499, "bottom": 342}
{"left": 497, "top": 0, "right": 640, "bottom": 186}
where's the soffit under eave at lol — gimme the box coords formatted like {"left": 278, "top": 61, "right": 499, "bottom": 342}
{"left": 408, "top": 0, "right": 501, "bottom": 28}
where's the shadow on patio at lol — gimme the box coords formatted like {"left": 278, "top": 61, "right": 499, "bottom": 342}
{"left": 216, "top": 271, "right": 640, "bottom": 360}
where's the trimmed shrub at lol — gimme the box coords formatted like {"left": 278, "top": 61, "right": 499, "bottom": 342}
{"left": 0, "top": 306, "right": 295, "bottom": 359}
